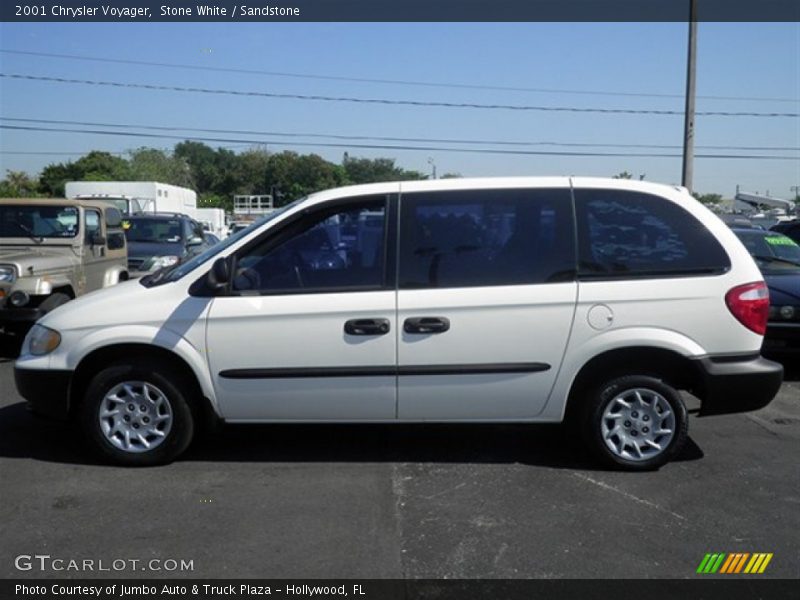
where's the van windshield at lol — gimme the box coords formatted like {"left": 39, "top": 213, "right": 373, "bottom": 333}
{"left": 141, "top": 199, "right": 304, "bottom": 286}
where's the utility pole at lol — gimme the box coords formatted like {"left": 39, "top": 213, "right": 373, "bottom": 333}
{"left": 427, "top": 157, "right": 437, "bottom": 180}
{"left": 681, "top": 0, "right": 697, "bottom": 194}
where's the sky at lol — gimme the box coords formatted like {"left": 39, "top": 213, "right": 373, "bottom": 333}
{"left": 0, "top": 21, "right": 798, "bottom": 198}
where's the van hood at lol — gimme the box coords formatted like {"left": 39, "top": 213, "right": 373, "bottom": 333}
{"left": 38, "top": 278, "right": 211, "bottom": 335}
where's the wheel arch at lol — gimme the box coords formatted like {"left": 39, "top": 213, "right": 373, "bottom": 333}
{"left": 69, "top": 343, "right": 219, "bottom": 428}
{"left": 562, "top": 346, "right": 704, "bottom": 425}
{"left": 51, "top": 285, "right": 76, "bottom": 299}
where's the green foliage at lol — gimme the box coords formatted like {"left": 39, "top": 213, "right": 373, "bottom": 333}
{"left": 127, "top": 147, "right": 193, "bottom": 187}
{"left": 38, "top": 151, "right": 130, "bottom": 196}
{"left": 342, "top": 156, "right": 424, "bottom": 184}
{"left": 24, "top": 143, "right": 430, "bottom": 205}
{"left": 198, "top": 193, "right": 232, "bottom": 212}
{"left": 612, "top": 171, "right": 634, "bottom": 180}
{"left": 695, "top": 193, "right": 724, "bottom": 205}
{"left": 0, "top": 170, "right": 42, "bottom": 197}
{"left": 234, "top": 148, "right": 271, "bottom": 195}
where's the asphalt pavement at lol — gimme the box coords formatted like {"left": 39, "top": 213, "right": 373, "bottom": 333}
{"left": 0, "top": 348, "right": 797, "bottom": 579}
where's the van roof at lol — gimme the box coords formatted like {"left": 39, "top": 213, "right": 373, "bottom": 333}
{"left": 303, "top": 176, "right": 685, "bottom": 205}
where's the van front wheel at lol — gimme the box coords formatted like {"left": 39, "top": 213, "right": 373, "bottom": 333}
{"left": 583, "top": 375, "right": 688, "bottom": 471}
{"left": 80, "top": 359, "right": 195, "bottom": 466}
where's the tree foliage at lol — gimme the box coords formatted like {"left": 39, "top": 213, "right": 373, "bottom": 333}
{"left": 694, "top": 193, "right": 724, "bottom": 205}
{"left": 0, "top": 170, "right": 42, "bottom": 197}
{"left": 342, "top": 155, "right": 424, "bottom": 184}
{"left": 4, "top": 142, "right": 428, "bottom": 203}
{"left": 127, "top": 148, "right": 193, "bottom": 187}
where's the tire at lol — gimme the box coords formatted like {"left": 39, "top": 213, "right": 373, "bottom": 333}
{"left": 582, "top": 375, "right": 688, "bottom": 471}
{"left": 79, "top": 358, "right": 196, "bottom": 466}
{"left": 38, "top": 292, "right": 71, "bottom": 314}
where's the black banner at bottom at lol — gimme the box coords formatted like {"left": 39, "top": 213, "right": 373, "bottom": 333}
{"left": 3, "top": 579, "right": 798, "bottom": 600}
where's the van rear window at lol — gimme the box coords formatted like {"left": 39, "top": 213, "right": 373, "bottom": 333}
{"left": 575, "top": 189, "right": 730, "bottom": 278}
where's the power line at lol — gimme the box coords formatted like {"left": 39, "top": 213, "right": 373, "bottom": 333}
{"left": 2, "top": 73, "right": 798, "bottom": 118}
{"left": 0, "top": 145, "right": 252, "bottom": 156}
{"left": 3, "top": 117, "right": 799, "bottom": 152}
{"left": 0, "top": 150, "right": 128, "bottom": 156}
{"left": 2, "top": 123, "right": 797, "bottom": 161}
{"left": 1, "top": 48, "right": 797, "bottom": 105}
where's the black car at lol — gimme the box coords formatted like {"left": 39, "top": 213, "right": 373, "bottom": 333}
{"left": 124, "top": 213, "right": 211, "bottom": 274}
{"left": 770, "top": 219, "right": 800, "bottom": 245}
{"left": 733, "top": 228, "right": 800, "bottom": 353}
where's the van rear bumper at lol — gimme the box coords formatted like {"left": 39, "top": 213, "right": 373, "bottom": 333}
{"left": 692, "top": 354, "right": 783, "bottom": 416}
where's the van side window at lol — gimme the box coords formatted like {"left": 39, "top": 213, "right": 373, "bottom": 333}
{"left": 85, "top": 209, "right": 101, "bottom": 244}
{"left": 399, "top": 189, "right": 575, "bottom": 289}
{"left": 233, "top": 199, "right": 387, "bottom": 293}
{"left": 574, "top": 189, "right": 730, "bottom": 277}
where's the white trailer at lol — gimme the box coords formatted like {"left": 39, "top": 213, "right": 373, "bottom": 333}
{"left": 194, "top": 207, "right": 228, "bottom": 240}
{"left": 65, "top": 181, "right": 197, "bottom": 216}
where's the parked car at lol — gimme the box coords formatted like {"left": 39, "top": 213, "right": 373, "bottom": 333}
{"left": 719, "top": 214, "right": 758, "bottom": 229}
{"left": 732, "top": 228, "right": 800, "bottom": 353}
{"left": 14, "top": 178, "right": 783, "bottom": 469}
{"left": 770, "top": 219, "right": 800, "bottom": 245}
{"left": 123, "top": 213, "right": 211, "bottom": 275}
{"left": 0, "top": 198, "right": 128, "bottom": 340}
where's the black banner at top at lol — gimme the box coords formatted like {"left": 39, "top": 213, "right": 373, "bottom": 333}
{"left": 2, "top": 0, "right": 800, "bottom": 23}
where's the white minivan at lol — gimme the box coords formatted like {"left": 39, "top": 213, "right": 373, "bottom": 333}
{"left": 14, "top": 178, "right": 783, "bottom": 470}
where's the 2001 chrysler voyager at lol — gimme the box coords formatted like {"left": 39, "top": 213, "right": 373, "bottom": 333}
{"left": 15, "top": 178, "right": 784, "bottom": 469}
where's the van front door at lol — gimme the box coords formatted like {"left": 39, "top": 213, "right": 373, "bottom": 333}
{"left": 206, "top": 194, "right": 398, "bottom": 421}
{"left": 396, "top": 186, "right": 578, "bottom": 420}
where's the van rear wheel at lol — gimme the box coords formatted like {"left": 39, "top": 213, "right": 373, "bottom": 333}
{"left": 583, "top": 375, "right": 688, "bottom": 471}
{"left": 80, "top": 359, "right": 195, "bottom": 466}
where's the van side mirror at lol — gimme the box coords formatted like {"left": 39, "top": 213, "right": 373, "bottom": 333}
{"left": 187, "top": 236, "right": 204, "bottom": 247}
{"left": 207, "top": 257, "right": 230, "bottom": 290}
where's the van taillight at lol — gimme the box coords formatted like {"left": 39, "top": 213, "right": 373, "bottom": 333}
{"left": 725, "top": 282, "right": 770, "bottom": 335}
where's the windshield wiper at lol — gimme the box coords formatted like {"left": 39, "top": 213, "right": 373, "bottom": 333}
{"left": 13, "top": 222, "right": 43, "bottom": 244}
{"left": 753, "top": 254, "right": 800, "bottom": 267}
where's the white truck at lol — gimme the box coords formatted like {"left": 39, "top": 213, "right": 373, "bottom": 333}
{"left": 65, "top": 181, "right": 197, "bottom": 217}
{"left": 194, "top": 207, "right": 228, "bottom": 240}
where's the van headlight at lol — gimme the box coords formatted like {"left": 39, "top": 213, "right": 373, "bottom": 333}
{"left": 0, "top": 265, "right": 16, "bottom": 284}
{"left": 26, "top": 324, "right": 62, "bottom": 356}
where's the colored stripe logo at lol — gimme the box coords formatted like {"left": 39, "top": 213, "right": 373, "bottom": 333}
{"left": 696, "top": 553, "right": 773, "bottom": 574}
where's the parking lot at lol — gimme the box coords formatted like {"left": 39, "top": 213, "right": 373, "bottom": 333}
{"left": 0, "top": 349, "right": 798, "bottom": 580}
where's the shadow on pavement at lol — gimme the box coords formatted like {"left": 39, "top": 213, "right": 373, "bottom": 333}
{"left": 0, "top": 336, "right": 21, "bottom": 360}
{"left": 0, "top": 399, "right": 703, "bottom": 470}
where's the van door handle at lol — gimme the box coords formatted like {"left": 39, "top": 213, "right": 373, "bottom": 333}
{"left": 404, "top": 317, "right": 450, "bottom": 334}
{"left": 344, "top": 318, "right": 391, "bottom": 336}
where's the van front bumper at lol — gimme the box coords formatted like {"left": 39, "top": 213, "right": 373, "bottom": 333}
{"left": 14, "top": 367, "right": 72, "bottom": 420}
{"left": 693, "top": 355, "right": 783, "bottom": 416}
